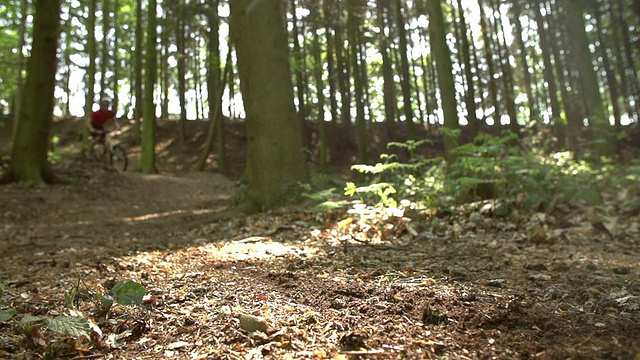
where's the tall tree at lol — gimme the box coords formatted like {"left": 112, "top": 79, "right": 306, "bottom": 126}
{"left": 534, "top": 1, "right": 564, "bottom": 145}
{"left": 1, "top": 0, "right": 62, "bottom": 184}
{"left": 133, "top": 0, "right": 144, "bottom": 142}
{"left": 427, "top": 0, "right": 459, "bottom": 162}
{"left": 11, "top": 0, "right": 28, "bottom": 139}
{"left": 230, "top": 0, "right": 308, "bottom": 210}
{"left": 394, "top": 0, "right": 415, "bottom": 139}
{"left": 139, "top": 0, "right": 158, "bottom": 173}
{"left": 99, "top": 0, "right": 111, "bottom": 100}
{"left": 455, "top": 0, "right": 478, "bottom": 138}
{"left": 176, "top": 2, "right": 187, "bottom": 143}
{"left": 348, "top": 0, "right": 368, "bottom": 163}
{"left": 196, "top": 0, "right": 228, "bottom": 174}
{"left": 85, "top": 0, "right": 98, "bottom": 117}
{"left": 562, "top": 0, "right": 614, "bottom": 157}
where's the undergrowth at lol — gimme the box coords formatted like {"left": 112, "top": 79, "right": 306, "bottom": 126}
{"left": 306, "top": 131, "right": 639, "bottom": 216}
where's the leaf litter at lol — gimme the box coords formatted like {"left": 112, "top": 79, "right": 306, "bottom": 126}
{"left": 0, "top": 161, "right": 639, "bottom": 359}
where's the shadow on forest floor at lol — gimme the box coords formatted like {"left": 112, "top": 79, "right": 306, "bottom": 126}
{"left": 0, "top": 117, "right": 639, "bottom": 359}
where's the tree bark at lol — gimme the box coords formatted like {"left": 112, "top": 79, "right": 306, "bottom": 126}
{"left": 427, "top": 0, "right": 459, "bottom": 163}
{"left": 85, "top": 0, "right": 97, "bottom": 117}
{"left": 133, "top": 0, "right": 144, "bottom": 143}
{"left": 562, "top": 0, "right": 614, "bottom": 157}
{"left": 395, "top": 0, "right": 415, "bottom": 140}
{"left": 230, "top": 0, "right": 308, "bottom": 211}
{"left": 2, "top": 0, "right": 62, "bottom": 184}
{"left": 455, "top": 0, "right": 478, "bottom": 139}
{"left": 348, "top": 0, "right": 367, "bottom": 163}
{"left": 139, "top": 0, "right": 158, "bottom": 173}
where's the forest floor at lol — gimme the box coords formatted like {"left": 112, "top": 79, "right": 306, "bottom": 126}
{"left": 0, "top": 117, "right": 639, "bottom": 359}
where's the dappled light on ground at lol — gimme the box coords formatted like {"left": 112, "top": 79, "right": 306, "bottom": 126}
{"left": 0, "top": 118, "right": 638, "bottom": 358}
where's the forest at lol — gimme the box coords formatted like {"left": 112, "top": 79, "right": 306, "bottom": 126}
{"left": 0, "top": 0, "right": 639, "bottom": 359}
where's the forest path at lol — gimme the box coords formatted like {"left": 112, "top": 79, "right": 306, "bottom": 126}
{"left": 0, "top": 167, "right": 235, "bottom": 261}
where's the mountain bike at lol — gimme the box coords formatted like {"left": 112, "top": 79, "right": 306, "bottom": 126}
{"left": 90, "top": 129, "right": 128, "bottom": 171}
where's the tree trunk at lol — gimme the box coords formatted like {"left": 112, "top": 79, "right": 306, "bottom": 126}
{"left": 196, "top": 0, "right": 227, "bottom": 174}
{"left": 348, "top": 0, "right": 367, "bottom": 164}
{"left": 427, "top": 0, "right": 459, "bottom": 163}
{"left": 478, "top": 0, "right": 500, "bottom": 125}
{"left": 139, "top": 0, "right": 158, "bottom": 173}
{"left": 2, "top": 0, "right": 62, "bottom": 184}
{"left": 594, "top": 3, "right": 621, "bottom": 134}
{"left": 112, "top": 0, "right": 120, "bottom": 115}
{"left": 395, "top": 0, "right": 415, "bottom": 140}
{"left": 323, "top": 0, "right": 339, "bottom": 157}
{"left": 376, "top": 0, "right": 397, "bottom": 135}
{"left": 177, "top": 4, "right": 187, "bottom": 143}
{"left": 85, "top": 0, "right": 97, "bottom": 117}
{"left": 310, "top": 0, "right": 327, "bottom": 171}
{"left": 230, "top": 0, "right": 308, "bottom": 211}
{"left": 562, "top": 0, "right": 614, "bottom": 157}
{"left": 455, "top": 0, "right": 478, "bottom": 139}
{"left": 11, "top": 0, "right": 28, "bottom": 139}
{"left": 290, "top": 0, "right": 308, "bottom": 148}
{"left": 133, "top": 0, "right": 144, "bottom": 143}
{"left": 511, "top": 0, "right": 537, "bottom": 123}
{"left": 99, "top": 0, "right": 111, "bottom": 100}
{"left": 534, "top": 1, "right": 564, "bottom": 146}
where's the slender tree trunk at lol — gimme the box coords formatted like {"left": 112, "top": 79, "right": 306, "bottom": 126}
{"left": 85, "top": 0, "right": 97, "bottom": 117}
{"left": 177, "top": 4, "right": 187, "bottom": 143}
{"left": 376, "top": 0, "right": 397, "bottom": 135}
{"left": 534, "top": 1, "right": 564, "bottom": 146}
{"left": 613, "top": 0, "right": 640, "bottom": 118}
{"left": 2, "top": 0, "right": 62, "bottom": 184}
{"left": 196, "top": 0, "right": 228, "bottom": 174}
{"left": 348, "top": 0, "right": 367, "bottom": 163}
{"left": 12, "top": 0, "right": 28, "bottom": 138}
{"left": 456, "top": 0, "right": 478, "bottom": 139}
{"left": 395, "top": 0, "right": 414, "bottom": 140}
{"left": 99, "top": 0, "right": 111, "bottom": 100}
{"left": 291, "top": 0, "right": 308, "bottom": 148}
{"left": 478, "top": 0, "right": 500, "bottom": 125}
{"left": 427, "top": 0, "right": 459, "bottom": 163}
{"left": 511, "top": 0, "right": 537, "bottom": 123}
{"left": 490, "top": 0, "right": 518, "bottom": 132}
{"left": 309, "top": 0, "right": 327, "bottom": 171}
{"left": 594, "top": 4, "right": 621, "bottom": 133}
{"left": 112, "top": 0, "right": 120, "bottom": 115}
{"left": 133, "top": 0, "right": 144, "bottom": 143}
{"left": 161, "top": 20, "right": 169, "bottom": 118}
{"left": 562, "top": 0, "right": 614, "bottom": 157}
{"left": 324, "top": 0, "right": 339, "bottom": 159}
{"left": 139, "top": 0, "right": 158, "bottom": 173}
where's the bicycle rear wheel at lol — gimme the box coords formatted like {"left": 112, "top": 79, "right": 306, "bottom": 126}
{"left": 110, "top": 145, "right": 128, "bottom": 171}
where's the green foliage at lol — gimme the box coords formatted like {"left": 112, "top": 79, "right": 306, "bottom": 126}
{"left": 0, "top": 280, "right": 17, "bottom": 322}
{"left": 341, "top": 132, "right": 628, "bottom": 214}
{"left": 45, "top": 315, "right": 92, "bottom": 339}
{"left": 0, "top": 277, "right": 146, "bottom": 350}
{"left": 47, "top": 135, "right": 62, "bottom": 164}
{"left": 301, "top": 172, "right": 349, "bottom": 211}
{"left": 94, "top": 280, "right": 146, "bottom": 321}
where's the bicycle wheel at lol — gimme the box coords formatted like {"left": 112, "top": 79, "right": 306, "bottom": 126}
{"left": 109, "top": 145, "right": 128, "bottom": 171}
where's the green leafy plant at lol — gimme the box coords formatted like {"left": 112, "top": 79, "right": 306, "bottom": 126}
{"left": 342, "top": 131, "right": 624, "bottom": 217}
{"left": 93, "top": 280, "right": 147, "bottom": 321}
{"left": 0, "top": 281, "right": 17, "bottom": 322}
{"left": 1, "top": 278, "right": 146, "bottom": 355}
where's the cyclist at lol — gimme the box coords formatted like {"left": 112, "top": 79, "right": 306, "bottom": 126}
{"left": 89, "top": 98, "right": 120, "bottom": 148}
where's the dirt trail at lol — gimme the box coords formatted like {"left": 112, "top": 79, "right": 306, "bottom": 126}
{"left": 0, "top": 167, "right": 234, "bottom": 260}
